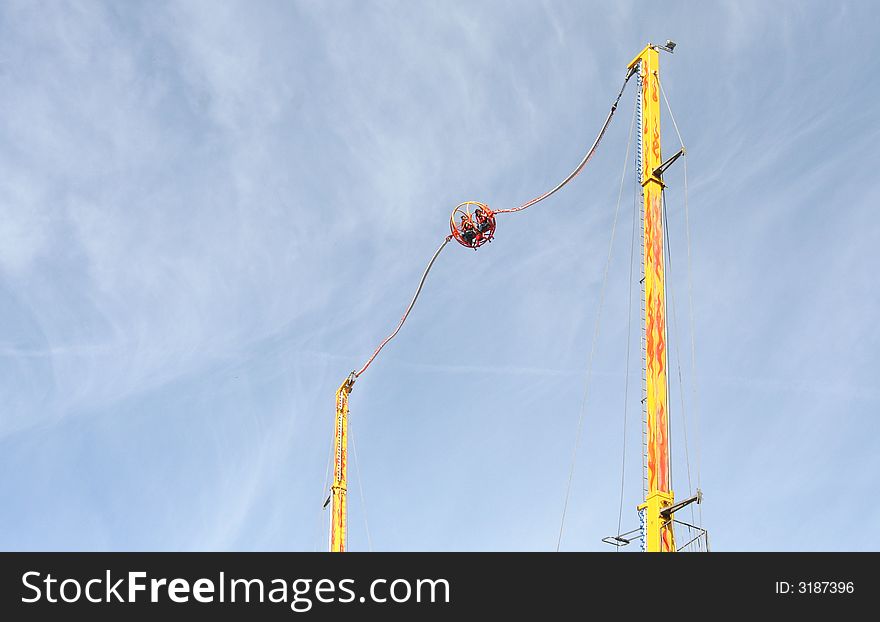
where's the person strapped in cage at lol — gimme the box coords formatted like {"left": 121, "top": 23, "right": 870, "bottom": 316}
{"left": 459, "top": 214, "right": 477, "bottom": 247}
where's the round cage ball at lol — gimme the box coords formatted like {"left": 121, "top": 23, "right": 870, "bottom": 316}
{"left": 450, "top": 201, "right": 496, "bottom": 249}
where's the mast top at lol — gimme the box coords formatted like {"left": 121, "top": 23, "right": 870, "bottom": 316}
{"left": 627, "top": 40, "right": 677, "bottom": 70}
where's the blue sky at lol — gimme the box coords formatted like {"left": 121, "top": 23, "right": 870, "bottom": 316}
{"left": 1, "top": 1, "right": 877, "bottom": 551}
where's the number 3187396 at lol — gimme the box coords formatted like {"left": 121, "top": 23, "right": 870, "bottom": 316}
{"left": 798, "top": 581, "right": 854, "bottom": 594}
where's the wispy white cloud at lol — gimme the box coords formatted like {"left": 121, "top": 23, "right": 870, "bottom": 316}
{"left": 0, "top": 0, "right": 877, "bottom": 551}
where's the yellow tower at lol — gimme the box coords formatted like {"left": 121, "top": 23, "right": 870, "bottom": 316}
{"left": 629, "top": 44, "right": 675, "bottom": 552}
{"left": 329, "top": 376, "right": 353, "bottom": 552}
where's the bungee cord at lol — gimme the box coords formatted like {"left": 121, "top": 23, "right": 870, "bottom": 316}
{"left": 353, "top": 235, "right": 453, "bottom": 379}
{"left": 495, "top": 67, "right": 637, "bottom": 215}
{"left": 350, "top": 68, "right": 637, "bottom": 381}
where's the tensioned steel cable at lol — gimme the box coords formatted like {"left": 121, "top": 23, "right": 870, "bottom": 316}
{"left": 317, "top": 436, "right": 334, "bottom": 551}
{"left": 659, "top": 75, "right": 703, "bottom": 533}
{"left": 556, "top": 94, "right": 636, "bottom": 552}
{"left": 349, "top": 421, "right": 374, "bottom": 551}
{"left": 616, "top": 108, "right": 639, "bottom": 550}
{"left": 662, "top": 188, "right": 697, "bottom": 540}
